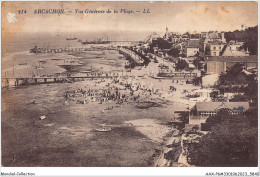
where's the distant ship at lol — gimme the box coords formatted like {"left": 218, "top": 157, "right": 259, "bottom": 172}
{"left": 66, "top": 35, "right": 77, "bottom": 40}
{"left": 82, "top": 41, "right": 110, "bottom": 45}
{"left": 81, "top": 37, "right": 110, "bottom": 45}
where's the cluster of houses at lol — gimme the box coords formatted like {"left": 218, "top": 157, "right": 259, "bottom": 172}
{"left": 156, "top": 28, "right": 257, "bottom": 121}
{"left": 163, "top": 27, "right": 257, "bottom": 84}
{"left": 127, "top": 27, "right": 257, "bottom": 166}
{"left": 132, "top": 27, "right": 257, "bottom": 85}
{"left": 127, "top": 28, "right": 257, "bottom": 124}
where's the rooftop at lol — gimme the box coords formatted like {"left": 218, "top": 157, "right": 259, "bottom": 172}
{"left": 209, "top": 41, "right": 223, "bottom": 45}
{"left": 206, "top": 55, "right": 257, "bottom": 62}
{"left": 208, "top": 32, "right": 222, "bottom": 39}
{"left": 186, "top": 40, "right": 200, "bottom": 48}
{"left": 221, "top": 45, "right": 249, "bottom": 56}
{"left": 195, "top": 102, "right": 250, "bottom": 112}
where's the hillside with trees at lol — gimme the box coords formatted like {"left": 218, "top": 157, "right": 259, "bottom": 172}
{"left": 215, "top": 63, "right": 257, "bottom": 104}
{"left": 188, "top": 61, "right": 258, "bottom": 167}
{"left": 187, "top": 109, "right": 258, "bottom": 167}
{"left": 225, "top": 26, "right": 258, "bottom": 55}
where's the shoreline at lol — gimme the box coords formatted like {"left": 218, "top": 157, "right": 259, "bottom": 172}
{"left": 1, "top": 47, "right": 197, "bottom": 167}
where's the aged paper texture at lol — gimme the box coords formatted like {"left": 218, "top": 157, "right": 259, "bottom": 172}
{"left": 1, "top": 1, "right": 258, "bottom": 173}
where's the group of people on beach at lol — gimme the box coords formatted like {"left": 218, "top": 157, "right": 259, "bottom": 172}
{"left": 63, "top": 83, "right": 129, "bottom": 105}
{"left": 63, "top": 74, "right": 163, "bottom": 106}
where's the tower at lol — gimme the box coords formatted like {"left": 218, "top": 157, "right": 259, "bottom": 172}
{"left": 163, "top": 27, "right": 169, "bottom": 40}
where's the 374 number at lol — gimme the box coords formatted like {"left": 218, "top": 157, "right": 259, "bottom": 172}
{"left": 18, "top": 9, "right": 26, "bottom": 14}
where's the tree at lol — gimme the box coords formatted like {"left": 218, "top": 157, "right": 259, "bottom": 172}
{"left": 244, "top": 81, "right": 258, "bottom": 104}
{"left": 218, "top": 63, "right": 248, "bottom": 92}
{"left": 193, "top": 58, "right": 203, "bottom": 70}
{"left": 167, "top": 48, "right": 179, "bottom": 57}
{"left": 149, "top": 38, "right": 172, "bottom": 52}
{"left": 178, "top": 111, "right": 189, "bottom": 124}
{"left": 187, "top": 111, "right": 258, "bottom": 167}
{"left": 183, "top": 32, "right": 190, "bottom": 37}
{"left": 191, "top": 125, "right": 199, "bottom": 133}
{"left": 176, "top": 59, "right": 188, "bottom": 71}
{"left": 192, "top": 76, "right": 202, "bottom": 86}
{"left": 242, "top": 26, "right": 258, "bottom": 55}
{"left": 210, "top": 91, "right": 219, "bottom": 101}
{"left": 224, "top": 26, "right": 258, "bottom": 55}
{"left": 230, "top": 94, "right": 248, "bottom": 102}
{"left": 245, "top": 107, "right": 258, "bottom": 127}
{"left": 204, "top": 109, "right": 232, "bottom": 128}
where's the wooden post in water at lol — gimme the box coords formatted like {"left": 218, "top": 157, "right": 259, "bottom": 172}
{"left": 44, "top": 78, "right": 47, "bottom": 83}
{"left": 5, "top": 79, "right": 9, "bottom": 88}
{"left": 35, "top": 79, "right": 38, "bottom": 84}
{"left": 15, "top": 78, "right": 19, "bottom": 87}
{"left": 25, "top": 78, "right": 28, "bottom": 85}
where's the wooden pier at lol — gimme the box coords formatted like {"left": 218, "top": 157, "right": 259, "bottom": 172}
{"left": 30, "top": 41, "right": 139, "bottom": 54}
{"left": 31, "top": 46, "right": 117, "bottom": 54}
{"left": 2, "top": 75, "right": 132, "bottom": 88}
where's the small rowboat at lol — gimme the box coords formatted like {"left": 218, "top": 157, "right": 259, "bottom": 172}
{"left": 94, "top": 127, "right": 111, "bottom": 132}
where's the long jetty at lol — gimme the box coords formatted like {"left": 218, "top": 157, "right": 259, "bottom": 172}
{"left": 31, "top": 46, "right": 117, "bottom": 54}
{"left": 31, "top": 41, "right": 139, "bottom": 54}
{"left": 2, "top": 74, "right": 133, "bottom": 88}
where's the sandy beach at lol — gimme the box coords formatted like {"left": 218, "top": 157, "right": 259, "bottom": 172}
{"left": 1, "top": 49, "right": 199, "bottom": 167}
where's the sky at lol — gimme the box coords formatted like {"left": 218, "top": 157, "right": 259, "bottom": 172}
{"left": 2, "top": 1, "right": 258, "bottom": 35}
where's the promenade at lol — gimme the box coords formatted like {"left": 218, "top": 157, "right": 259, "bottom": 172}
{"left": 118, "top": 47, "right": 145, "bottom": 64}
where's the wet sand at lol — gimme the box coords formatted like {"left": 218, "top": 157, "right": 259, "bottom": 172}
{"left": 1, "top": 78, "right": 181, "bottom": 167}
{"left": 1, "top": 49, "right": 199, "bottom": 167}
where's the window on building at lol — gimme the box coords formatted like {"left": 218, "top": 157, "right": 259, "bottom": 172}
{"left": 232, "top": 111, "right": 239, "bottom": 115}
{"left": 219, "top": 46, "right": 221, "bottom": 50}
{"left": 213, "top": 47, "right": 216, "bottom": 50}
{"left": 213, "top": 52, "right": 216, "bottom": 56}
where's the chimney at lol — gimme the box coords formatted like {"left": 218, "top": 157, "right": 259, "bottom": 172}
{"left": 221, "top": 32, "right": 225, "bottom": 43}
{"left": 246, "top": 47, "right": 250, "bottom": 55}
